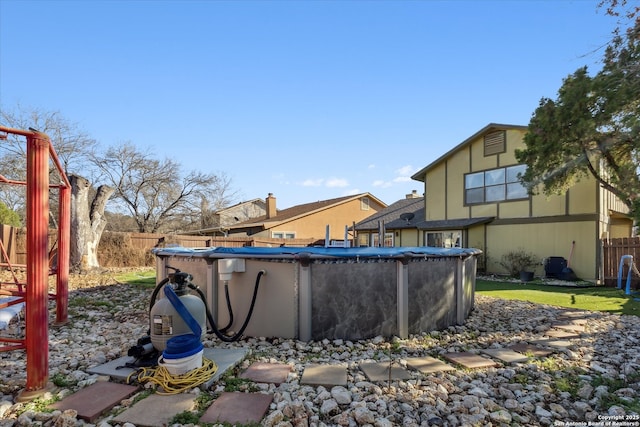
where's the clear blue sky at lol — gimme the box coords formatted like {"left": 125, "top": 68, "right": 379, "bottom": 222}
{"left": 0, "top": 0, "right": 616, "bottom": 209}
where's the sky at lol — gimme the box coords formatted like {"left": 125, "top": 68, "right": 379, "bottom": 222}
{"left": 0, "top": 0, "right": 621, "bottom": 209}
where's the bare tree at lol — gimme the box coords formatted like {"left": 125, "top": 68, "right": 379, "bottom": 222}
{"left": 91, "top": 142, "right": 236, "bottom": 233}
{"left": 0, "top": 104, "right": 97, "bottom": 221}
{"left": 70, "top": 175, "right": 114, "bottom": 271}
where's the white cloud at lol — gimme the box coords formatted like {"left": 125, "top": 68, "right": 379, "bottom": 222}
{"left": 372, "top": 179, "right": 392, "bottom": 189}
{"left": 368, "top": 164, "right": 376, "bottom": 169}
{"left": 326, "top": 178, "right": 349, "bottom": 188}
{"left": 393, "top": 176, "right": 412, "bottom": 183}
{"left": 395, "top": 165, "right": 415, "bottom": 177}
{"left": 301, "top": 179, "right": 323, "bottom": 187}
{"left": 343, "top": 188, "right": 361, "bottom": 196}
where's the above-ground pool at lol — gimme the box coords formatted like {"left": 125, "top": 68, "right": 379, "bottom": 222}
{"left": 152, "top": 246, "right": 481, "bottom": 341}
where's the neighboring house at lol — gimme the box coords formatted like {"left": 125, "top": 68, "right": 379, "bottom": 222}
{"left": 198, "top": 198, "right": 267, "bottom": 236}
{"left": 409, "top": 123, "right": 632, "bottom": 282}
{"left": 354, "top": 191, "right": 424, "bottom": 247}
{"left": 223, "top": 192, "right": 387, "bottom": 242}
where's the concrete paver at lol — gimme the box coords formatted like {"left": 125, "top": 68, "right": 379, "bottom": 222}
{"left": 300, "top": 363, "right": 348, "bottom": 387}
{"left": 88, "top": 347, "right": 249, "bottom": 385}
{"left": 509, "top": 343, "right": 554, "bottom": 357}
{"left": 481, "top": 348, "right": 529, "bottom": 364}
{"left": 552, "top": 322, "right": 586, "bottom": 332}
{"left": 406, "top": 356, "right": 456, "bottom": 374}
{"left": 200, "top": 392, "right": 272, "bottom": 425}
{"left": 49, "top": 381, "right": 139, "bottom": 423}
{"left": 359, "top": 361, "right": 412, "bottom": 382}
{"left": 113, "top": 393, "right": 195, "bottom": 427}
{"left": 442, "top": 352, "right": 498, "bottom": 369}
{"left": 530, "top": 338, "right": 574, "bottom": 349}
{"left": 239, "top": 361, "right": 291, "bottom": 384}
{"left": 545, "top": 329, "right": 580, "bottom": 339}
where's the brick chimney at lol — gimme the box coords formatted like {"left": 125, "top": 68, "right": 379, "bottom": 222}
{"left": 406, "top": 190, "right": 421, "bottom": 199}
{"left": 266, "top": 193, "right": 277, "bottom": 218}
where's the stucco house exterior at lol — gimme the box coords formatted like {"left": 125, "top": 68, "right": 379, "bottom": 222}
{"left": 223, "top": 193, "right": 387, "bottom": 242}
{"left": 409, "top": 123, "right": 632, "bottom": 282}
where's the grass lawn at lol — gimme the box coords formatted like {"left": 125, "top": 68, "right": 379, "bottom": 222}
{"left": 476, "top": 278, "right": 640, "bottom": 315}
{"left": 114, "top": 269, "right": 157, "bottom": 288}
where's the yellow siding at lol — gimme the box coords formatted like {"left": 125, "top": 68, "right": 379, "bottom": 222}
{"left": 470, "top": 204, "right": 497, "bottom": 218}
{"left": 445, "top": 149, "right": 469, "bottom": 219}
{"left": 498, "top": 200, "right": 530, "bottom": 218}
{"left": 568, "top": 178, "right": 597, "bottom": 214}
{"left": 397, "top": 229, "right": 419, "bottom": 246}
{"left": 486, "top": 222, "right": 596, "bottom": 280}
{"left": 467, "top": 226, "right": 485, "bottom": 252}
{"left": 498, "top": 129, "right": 527, "bottom": 165}
{"left": 532, "top": 192, "right": 566, "bottom": 216}
{"left": 426, "top": 163, "right": 446, "bottom": 220}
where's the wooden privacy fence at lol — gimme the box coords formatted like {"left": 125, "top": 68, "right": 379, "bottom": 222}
{"left": 0, "top": 226, "right": 320, "bottom": 267}
{"left": 602, "top": 237, "right": 640, "bottom": 288}
{"left": 127, "top": 232, "right": 318, "bottom": 251}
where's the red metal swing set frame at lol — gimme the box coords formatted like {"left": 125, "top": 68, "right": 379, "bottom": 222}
{"left": 0, "top": 125, "right": 70, "bottom": 400}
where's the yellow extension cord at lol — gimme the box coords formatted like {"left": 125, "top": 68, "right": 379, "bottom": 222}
{"left": 128, "top": 357, "right": 218, "bottom": 395}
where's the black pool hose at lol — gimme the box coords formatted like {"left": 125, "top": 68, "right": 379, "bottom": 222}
{"left": 189, "top": 270, "right": 265, "bottom": 342}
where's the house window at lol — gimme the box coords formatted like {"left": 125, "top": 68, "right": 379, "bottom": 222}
{"left": 357, "top": 233, "right": 369, "bottom": 247}
{"left": 465, "top": 164, "right": 528, "bottom": 205}
{"left": 484, "top": 130, "right": 506, "bottom": 156}
{"left": 371, "top": 232, "right": 394, "bottom": 247}
{"left": 426, "top": 231, "right": 462, "bottom": 248}
{"left": 272, "top": 231, "right": 296, "bottom": 239}
{"left": 361, "top": 197, "right": 370, "bottom": 211}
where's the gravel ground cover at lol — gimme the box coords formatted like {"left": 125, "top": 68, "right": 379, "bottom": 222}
{"left": 0, "top": 270, "right": 639, "bottom": 426}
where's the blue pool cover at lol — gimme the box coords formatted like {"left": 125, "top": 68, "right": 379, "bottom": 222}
{"left": 152, "top": 245, "right": 481, "bottom": 258}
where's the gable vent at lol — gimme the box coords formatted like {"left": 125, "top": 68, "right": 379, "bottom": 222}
{"left": 484, "top": 130, "right": 506, "bottom": 156}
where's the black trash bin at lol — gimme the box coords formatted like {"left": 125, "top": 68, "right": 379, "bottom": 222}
{"left": 544, "top": 256, "right": 567, "bottom": 278}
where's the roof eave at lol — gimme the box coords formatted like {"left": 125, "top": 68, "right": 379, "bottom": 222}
{"left": 411, "top": 123, "right": 528, "bottom": 181}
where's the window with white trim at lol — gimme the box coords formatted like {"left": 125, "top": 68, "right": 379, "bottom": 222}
{"left": 272, "top": 231, "right": 296, "bottom": 239}
{"left": 464, "top": 164, "right": 528, "bottom": 205}
{"left": 426, "top": 230, "right": 462, "bottom": 248}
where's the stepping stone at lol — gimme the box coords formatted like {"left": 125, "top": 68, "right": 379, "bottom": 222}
{"left": 557, "top": 316, "right": 588, "bottom": 325}
{"left": 200, "top": 392, "right": 272, "bottom": 425}
{"left": 239, "top": 362, "right": 291, "bottom": 385}
{"left": 406, "top": 356, "right": 456, "bottom": 374}
{"left": 359, "top": 362, "right": 412, "bottom": 382}
{"left": 530, "top": 339, "right": 574, "bottom": 349}
{"left": 545, "top": 329, "right": 580, "bottom": 339}
{"left": 442, "top": 352, "right": 498, "bottom": 369}
{"left": 481, "top": 348, "right": 529, "bottom": 364}
{"left": 552, "top": 322, "right": 586, "bottom": 332}
{"left": 88, "top": 347, "right": 249, "bottom": 386}
{"left": 509, "top": 343, "right": 554, "bottom": 357}
{"left": 50, "top": 381, "right": 138, "bottom": 423}
{"left": 113, "top": 393, "right": 195, "bottom": 427}
{"left": 300, "top": 364, "right": 347, "bottom": 387}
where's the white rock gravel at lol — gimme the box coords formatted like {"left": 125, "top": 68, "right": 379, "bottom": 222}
{"left": 0, "top": 278, "right": 639, "bottom": 427}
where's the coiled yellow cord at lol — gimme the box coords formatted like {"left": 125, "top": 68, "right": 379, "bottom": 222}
{"left": 128, "top": 357, "right": 218, "bottom": 395}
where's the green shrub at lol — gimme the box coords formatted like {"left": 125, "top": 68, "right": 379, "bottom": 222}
{"left": 499, "top": 248, "right": 539, "bottom": 276}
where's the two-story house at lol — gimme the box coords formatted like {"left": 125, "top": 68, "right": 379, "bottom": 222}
{"left": 410, "top": 123, "right": 632, "bottom": 282}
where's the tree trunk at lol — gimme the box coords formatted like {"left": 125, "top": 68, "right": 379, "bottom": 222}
{"left": 70, "top": 175, "right": 114, "bottom": 272}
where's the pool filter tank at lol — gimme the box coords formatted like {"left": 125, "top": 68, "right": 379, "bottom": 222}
{"left": 150, "top": 271, "right": 207, "bottom": 352}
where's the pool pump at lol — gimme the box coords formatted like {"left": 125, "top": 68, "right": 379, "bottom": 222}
{"left": 149, "top": 268, "right": 207, "bottom": 352}
{"left": 126, "top": 264, "right": 268, "bottom": 368}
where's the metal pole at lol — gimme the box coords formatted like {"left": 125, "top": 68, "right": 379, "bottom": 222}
{"left": 55, "top": 184, "right": 70, "bottom": 324}
{"left": 22, "top": 133, "right": 50, "bottom": 395}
